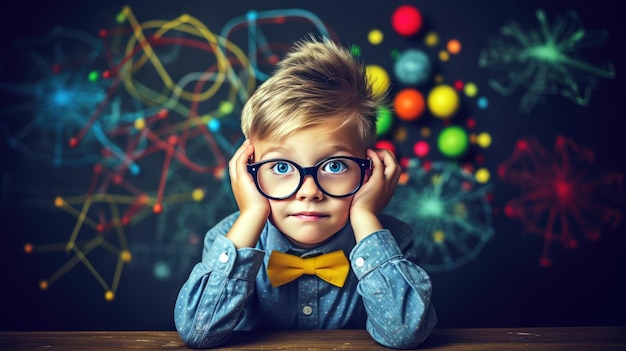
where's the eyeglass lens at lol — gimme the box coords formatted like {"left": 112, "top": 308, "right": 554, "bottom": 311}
{"left": 256, "top": 158, "right": 363, "bottom": 198}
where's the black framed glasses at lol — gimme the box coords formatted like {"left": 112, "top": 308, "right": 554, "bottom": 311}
{"left": 247, "top": 156, "right": 372, "bottom": 200}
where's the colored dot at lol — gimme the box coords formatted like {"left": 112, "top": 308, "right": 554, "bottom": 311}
{"left": 477, "top": 96, "right": 489, "bottom": 109}
{"left": 88, "top": 71, "right": 99, "bottom": 82}
{"left": 105, "top": 290, "right": 115, "bottom": 301}
{"left": 476, "top": 132, "right": 492, "bottom": 148}
{"left": 393, "top": 126, "right": 408, "bottom": 142}
{"left": 121, "top": 250, "right": 132, "bottom": 262}
{"left": 157, "top": 109, "right": 168, "bottom": 119}
{"left": 54, "top": 196, "right": 64, "bottom": 207}
{"left": 134, "top": 118, "right": 146, "bottom": 130}
{"left": 413, "top": 140, "right": 430, "bottom": 158}
{"left": 376, "top": 106, "right": 393, "bottom": 136}
{"left": 420, "top": 127, "right": 431, "bottom": 138}
{"left": 40, "top": 280, "right": 48, "bottom": 290}
{"left": 153, "top": 203, "right": 163, "bottom": 214}
{"left": 365, "top": 64, "right": 390, "bottom": 97}
{"left": 433, "top": 230, "right": 445, "bottom": 244}
{"left": 192, "top": 188, "right": 205, "bottom": 201}
{"left": 464, "top": 82, "right": 478, "bottom": 97}
{"left": 438, "top": 50, "right": 449, "bottom": 62}
{"left": 350, "top": 44, "right": 361, "bottom": 57}
{"left": 398, "top": 172, "right": 410, "bottom": 185}
{"left": 219, "top": 101, "right": 233, "bottom": 114}
{"left": 375, "top": 140, "right": 396, "bottom": 155}
{"left": 246, "top": 10, "right": 258, "bottom": 21}
{"left": 454, "top": 80, "right": 464, "bottom": 91}
{"left": 208, "top": 119, "right": 220, "bottom": 132}
{"left": 24, "top": 243, "right": 33, "bottom": 254}
{"left": 368, "top": 29, "right": 384, "bottom": 45}
{"left": 475, "top": 168, "right": 490, "bottom": 183}
{"left": 424, "top": 31, "right": 439, "bottom": 47}
{"left": 116, "top": 12, "right": 126, "bottom": 23}
{"left": 447, "top": 39, "right": 462, "bottom": 54}
{"left": 391, "top": 4, "right": 423, "bottom": 37}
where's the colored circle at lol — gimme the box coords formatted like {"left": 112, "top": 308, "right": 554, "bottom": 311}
{"left": 427, "top": 84, "right": 460, "bottom": 118}
{"left": 376, "top": 106, "right": 393, "bottom": 136}
{"left": 375, "top": 140, "right": 396, "bottom": 155}
{"left": 365, "top": 64, "right": 390, "bottom": 97}
{"left": 464, "top": 82, "right": 478, "bottom": 97}
{"left": 475, "top": 168, "right": 490, "bottom": 183}
{"left": 476, "top": 132, "right": 492, "bottom": 148}
{"left": 424, "top": 31, "right": 439, "bottom": 46}
{"left": 437, "top": 126, "right": 469, "bottom": 158}
{"left": 393, "top": 49, "right": 432, "bottom": 86}
{"left": 394, "top": 88, "right": 425, "bottom": 121}
{"left": 368, "top": 29, "right": 384, "bottom": 45}
{"left": 391, "top": 5, "right": 423, "bottom": 37}
{"left": 413, "top": 140, "right": 430, "bottom": 158}
{"left": 477, "top": 96, "right": 489, "bottom": 109}
{"left": 447, "top": 39, "right": 462, "bottom": 54}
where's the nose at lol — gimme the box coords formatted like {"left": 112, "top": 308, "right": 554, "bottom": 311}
{"left": 296, "top": 174, "right": 324, "bottom": 200}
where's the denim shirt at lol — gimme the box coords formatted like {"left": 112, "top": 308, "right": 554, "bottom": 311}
{"left": 174, "top": 212, "right": 437, "bottom": 349}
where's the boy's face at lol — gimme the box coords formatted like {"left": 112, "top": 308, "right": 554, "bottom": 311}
{"left": 252, "top": 122, "right": 366, "bottom": 248}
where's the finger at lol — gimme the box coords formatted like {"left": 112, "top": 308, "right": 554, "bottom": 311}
{"left": 229, "top": 140, "right": 253, "bottom": 179}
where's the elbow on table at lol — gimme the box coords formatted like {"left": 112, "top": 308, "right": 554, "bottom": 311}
{"left": 176, "top": 318, "right": 231, "bottom": 349}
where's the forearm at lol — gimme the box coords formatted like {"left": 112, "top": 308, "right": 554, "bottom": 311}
{"left": 350, "top": 230, "right": 437, "bottom": 349}
{"left": 174, "top": 236, "right": 264, "bottom": 348}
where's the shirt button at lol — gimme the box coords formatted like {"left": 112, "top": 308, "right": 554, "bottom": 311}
{"left": 355, "top": 257, "right": 365, "bottom": 267}
{"left": 302, "top": 306, "right": 313, "bottom": 316}
{"left": 218, "top": 252, "right": 229, "bottom": 263}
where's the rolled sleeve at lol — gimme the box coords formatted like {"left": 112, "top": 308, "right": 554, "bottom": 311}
{"left": 349, "top": 230, "right": 402, "bottom": 279}
{"left": 204, "top": 235, "right": 264, "bottom": 281}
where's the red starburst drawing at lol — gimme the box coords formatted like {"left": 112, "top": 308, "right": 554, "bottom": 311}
{"left": 498, "top": 135, "right": 623, "bottom": 267}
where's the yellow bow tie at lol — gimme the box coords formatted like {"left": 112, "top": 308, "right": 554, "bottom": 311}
{"left": 267, "top": 250, "right": 349, "bottom": 288}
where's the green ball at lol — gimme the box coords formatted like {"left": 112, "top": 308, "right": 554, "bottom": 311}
{"left": 437, "top": 126, "right": 468, "bottom": 158}
{"left": 376, "top": 106, "right": 393, "bottom": 136}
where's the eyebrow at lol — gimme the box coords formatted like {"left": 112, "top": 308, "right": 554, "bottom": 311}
{"left": 259, "top": 144, "right": 355, "bottom": 161}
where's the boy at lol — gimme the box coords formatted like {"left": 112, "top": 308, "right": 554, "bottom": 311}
{"left": 174, "top": 37, "right": 437, "bottom": 349}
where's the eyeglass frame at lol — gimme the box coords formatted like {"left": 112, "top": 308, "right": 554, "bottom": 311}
{"left": 246, "top": 156, "right": 372, "bottom": 200}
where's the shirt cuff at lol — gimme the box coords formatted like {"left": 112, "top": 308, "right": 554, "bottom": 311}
{"left": 204, "top": 235, "right": 265, "bottom": 281}
{"left": 349, "top": 229, "right": 403, "bottom": 279}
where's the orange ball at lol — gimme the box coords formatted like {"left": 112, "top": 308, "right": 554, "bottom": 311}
{"left": 394, "top": 88, "right": 425, "bottom": 121}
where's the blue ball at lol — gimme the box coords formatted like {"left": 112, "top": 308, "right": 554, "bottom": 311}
{"left": 394, "top": 49, "right": 432, "bottom": 86}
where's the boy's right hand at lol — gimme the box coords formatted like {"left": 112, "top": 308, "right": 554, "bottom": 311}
{"left": 226, "top": 140, "right": 271, "bottom": 248}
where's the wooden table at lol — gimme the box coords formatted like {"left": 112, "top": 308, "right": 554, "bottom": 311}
{"left": 1, "top": 327, "right": 625, "bottom": 350}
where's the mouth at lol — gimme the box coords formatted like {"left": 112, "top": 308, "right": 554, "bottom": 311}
{"left": 290, "top": 212, "right": 328, "bottom": 221}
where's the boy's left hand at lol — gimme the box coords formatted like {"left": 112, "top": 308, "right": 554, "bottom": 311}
{"left": 349, "top": 148, "right": 401, "bottom": 240}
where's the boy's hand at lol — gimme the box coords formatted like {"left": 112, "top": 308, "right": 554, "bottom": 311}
{"left": 349, "top": 148, "right": 401, "bottom": 242}
{"left": 226, "top": 140, "right": 271, "bottom": 248}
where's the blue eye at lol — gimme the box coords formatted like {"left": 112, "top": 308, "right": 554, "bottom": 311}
{"left": 270, "top": 162, "right": 294, "bottom": 175}
{"left": 322, "top": 160, "right": 348, "bottom": 174}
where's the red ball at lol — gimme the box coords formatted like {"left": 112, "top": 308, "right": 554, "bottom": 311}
{"left": 392, "top": 5, "right": 423, "bottom": 37}
{"left": 413, "top": 140, "right": 430, "bottom": 158}
{"left": 394, "top": 88, "right": 425, "bottom": 121}
{"left": 375, "top": 140, "right": 396, "bottom": 155}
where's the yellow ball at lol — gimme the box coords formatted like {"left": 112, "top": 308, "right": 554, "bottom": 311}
{"left": 192, "top": 188, "right": 205, "bottom": 201}
{"left": 464, "top": 82, "right": 478, "bottom": 97}
{"left": 476, "top": 132, "right": 492, "bottom": 148}
{"left": 366, "top": 64, "right": 390, "bottom": 98}
{"left": 475, "top": 168, "right": 490, "bottom": 183}
{"left": 427, "top": 84, "right": 460, "bottom": 118}
{"left": 368, "top": 29, "right": 384, "bottom": 45}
